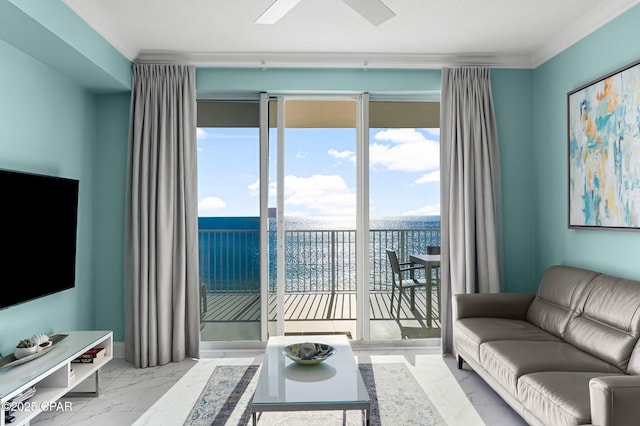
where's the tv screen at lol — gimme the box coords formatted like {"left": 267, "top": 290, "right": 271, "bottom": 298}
{"left": 0, "top": 169, "right": 79, "bottom": 310}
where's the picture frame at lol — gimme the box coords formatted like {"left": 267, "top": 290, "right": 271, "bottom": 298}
{"left": 567, "top": 59, "right": 640, "bottom": 230}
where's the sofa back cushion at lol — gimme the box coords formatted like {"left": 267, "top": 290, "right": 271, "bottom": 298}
{"left": 628, "top": 340, "right": 640, "bottom": 375}
{"left": 526, "top": 266, "right": 598, "bottom": 338}
{"left": 564, "top": 274, "right": 640, "bottom": 372}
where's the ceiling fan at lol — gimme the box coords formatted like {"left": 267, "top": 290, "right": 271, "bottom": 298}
{"left": 255, "top": 0, "right": 396, "bottom": 26}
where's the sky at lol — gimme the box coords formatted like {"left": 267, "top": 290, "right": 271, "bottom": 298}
{"left": 196, "top": 127, "right": 440, "bottom": 218}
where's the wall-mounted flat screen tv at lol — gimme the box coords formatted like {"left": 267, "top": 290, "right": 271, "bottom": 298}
{"left": 0, "top": 169, "right": 79, "bottom": 310}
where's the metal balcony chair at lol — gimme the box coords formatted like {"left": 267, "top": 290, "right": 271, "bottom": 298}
{"left": 426, "top": 245, "right": 441, "bottom": 325}
{"left": 386, "top": 248, "right": 428, "bottom": 319}
{"left": 200, "top": 282, "right": 208, "bottom": 321}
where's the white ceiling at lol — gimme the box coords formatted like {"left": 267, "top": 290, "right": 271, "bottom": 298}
{"left": 64, "top": 0, "right": 640, "bottom": 69}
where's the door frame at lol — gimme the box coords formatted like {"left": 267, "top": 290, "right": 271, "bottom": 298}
{"left": 259, "top": 94, "right": 370, "bottom": 340}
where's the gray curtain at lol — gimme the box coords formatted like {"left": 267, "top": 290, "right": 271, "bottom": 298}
{"left": 124, "top": 64, "right": 200, "bottom": 367}
{"left": 440, "top": 67, "right": 503, "bottom": 354}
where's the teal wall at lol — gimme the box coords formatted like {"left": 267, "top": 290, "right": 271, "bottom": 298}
{"left": 197, "top": 67, "right": 441, "bottom": 94}
{"left": 93, "top": 94, "right": 130, "bottom": 341}
{"left": 533, "top": 4, "right": 640, "bottom": 282}
{"left": 0, "top": 0, "right": 130, "bottom": 92}
{"left": 0, "top": 0, "right": 130, "bottom": 350}
{"left": 0, "top": 38, "right": 98, "bottom": 356}
{"left": 492, "top": 69, "right": 536, "bottom": 292}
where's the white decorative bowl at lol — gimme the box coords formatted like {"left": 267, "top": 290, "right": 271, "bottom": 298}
{"left": 283, "top": 342, "right": 336, "bottom": 365}
{"left": 37, "top": 341, "right": 53, "bottom": 352}
{"left": 14, "top": 345, "right": 38, "bottom": 359}
{"left": 31, "top": 334, "right": 49, "bottom": 345}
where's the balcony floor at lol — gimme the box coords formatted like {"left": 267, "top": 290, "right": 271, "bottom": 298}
{"left": 201, "top": 289, "right": 441, "bottom": 325}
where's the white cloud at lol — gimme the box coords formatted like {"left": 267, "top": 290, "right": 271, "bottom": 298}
{"left": 284, "top": 174, "right": 346, "bottom": 191}
{"left": 247, "top": 175, "right": 355, "bottom": 216}
{"left": 278, "top": 174, "right": 355, "bottom": 216}
{"left": 198, "top": 196, "right": 227, "bottom": 216}
{"left": 196, "top": 128, "right": 209, "bottom": 152}
{"left": 371, "top": 128, "right": 439, "bottom": 172}
{"left": 404, "top": 203, "right": 441, "bottom": 216}
{"left": 248, "top": 179, "right": 260, "bottom": 197}
{"left": 422, "top": 128, "right": 440, "bottom": 138}
{"left": 328, "top": 149, "right": 355, "bottom": 161}
{"left": 296, "top": 151, "right": 308, "bottom": 159}
{"left": 414, "top": 170, "right": 440, "bottom": 184}
{"left": 375, "top": 128, "right": 427, "bottom": 144}
{"left": 196, "top": 128, "right": 209, "bottom": 139}
{"left": 285, "top": 175, "right": 355, "bottom": 216}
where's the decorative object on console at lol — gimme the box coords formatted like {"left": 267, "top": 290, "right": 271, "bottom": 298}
{"left": 14, "top": 334, "right": 52, "bottom": 359}
{"left": 282, "top": 342, "right": 336, "bottom": 365}
{"left": 1, "top": 334, "right": 68, "bottom": 368}
{"left": 568, "top": 59, "right": 640, "bottom": 230}
{"left": 13, "top": 340, "right": 37, "bottom": 360}
{"left": 30, "top": 334, "right": 49, "bottom": 345}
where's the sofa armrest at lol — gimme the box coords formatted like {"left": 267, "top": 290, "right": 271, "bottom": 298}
{"left": 590, "top": 375, "right": 640, "bottom": 426}
{"left": 454, "top": 292, "right": 536, "bottom": 321}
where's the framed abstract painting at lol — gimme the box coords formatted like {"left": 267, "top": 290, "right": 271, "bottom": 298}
{"left": 568, "top": 59, "right": 640, "bottom": 230}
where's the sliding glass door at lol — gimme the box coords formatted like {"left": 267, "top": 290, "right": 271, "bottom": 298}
{"left": 197, "top": 101, "right": 262, "bottom": 342}
{"left": 367, "top": 100, "right": 441, "bottom": 340}
{"left": 197, "top": 96, "right": 440, "bottom": 343}
{"left": 266, "top": 96, "right": 362, "bottom": 339}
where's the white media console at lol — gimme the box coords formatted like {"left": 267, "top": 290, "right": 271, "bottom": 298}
{"left": 0, "top": 330, "right": 113, "bottom": 426}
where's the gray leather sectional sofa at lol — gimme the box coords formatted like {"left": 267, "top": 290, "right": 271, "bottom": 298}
{"left": 454, "top": 265, "right": 640, "bottom": 426}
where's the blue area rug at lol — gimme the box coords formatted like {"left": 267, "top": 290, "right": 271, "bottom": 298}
{"left": 185, "top": 363, "right": 446, "bottom": 425}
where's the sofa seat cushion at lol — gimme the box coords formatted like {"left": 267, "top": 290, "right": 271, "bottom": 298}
{"left": 480, "top": 341, "right": 623, "bottom": 394}
{"left": 518, "top": 371, "right": 624, "bottom": 426}
{"left": 455, "top": 318, "right": 561, "bottom": 362}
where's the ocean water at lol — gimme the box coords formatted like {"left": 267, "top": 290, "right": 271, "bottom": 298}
{"left": 277, "top": 215, "right": 441, "bottom": 230}
{"left": 199, "top": 216, "right": 441, "bottom": 292}
{"left": 198, "top": 215, "right": 441, "bottom": 231}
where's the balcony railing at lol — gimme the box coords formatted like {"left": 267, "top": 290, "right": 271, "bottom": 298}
{"left": 199, "top": 227, "right": 440, "bottom": 293}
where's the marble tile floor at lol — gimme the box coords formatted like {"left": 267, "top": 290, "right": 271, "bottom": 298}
{"left": 32, "top": 348, "right": 527, "bottom": 426}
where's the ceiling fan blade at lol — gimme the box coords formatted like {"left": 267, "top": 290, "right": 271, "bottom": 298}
{"left": 255, "top": 0, "right": 303, "bottom": 24}
{"left": 343, "top": 0, "right": 395, "bottom": 26}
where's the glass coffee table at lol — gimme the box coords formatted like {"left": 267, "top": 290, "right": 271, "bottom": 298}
{"left": 251, "top": 335, "right": 371, "bottom": 425}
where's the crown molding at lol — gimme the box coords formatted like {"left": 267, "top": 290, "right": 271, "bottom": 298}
{"left": 67, "top": 0, "right": 640, "bottom": 70}
{"left": 135, "top": 51, "right": 535, "bottom": 69}
{"left": 531, "top": 0, "right": 640, "bottom": 67}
